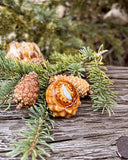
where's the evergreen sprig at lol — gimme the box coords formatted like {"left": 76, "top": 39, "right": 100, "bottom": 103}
{"left": 0, "top": 51, "right": 50, "bottom": 76}
{"left": 49, "top": 51, "right": 82, "bottom": 75}
{"left": 0, "top": 77, "right": 20, "bottom": 106}
{"left": 80, "top": 46, "right": 117, "bottom": 115}
{"left": 6, "top": 95, "right": 54, "bottom": 160}
{"left": 68, "top": 63, "right": 85, "bottom": 78}
{"left": 49, "top": 51, "right": 82, "bottom": 64}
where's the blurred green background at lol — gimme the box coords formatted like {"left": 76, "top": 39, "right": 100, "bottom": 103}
{"left": 0, "top": 0, "right": 128, "bottom": 65}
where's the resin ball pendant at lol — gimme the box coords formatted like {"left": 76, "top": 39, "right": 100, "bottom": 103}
{"left": 6, "top": 41, "right": 44, "bottom": 63}
{"left": 46, "top": 80, "right": 81, "bottom": 118}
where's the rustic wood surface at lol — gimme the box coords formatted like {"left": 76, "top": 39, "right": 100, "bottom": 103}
{"left": 0, "top": 66, "right": 128, "bottom": 160}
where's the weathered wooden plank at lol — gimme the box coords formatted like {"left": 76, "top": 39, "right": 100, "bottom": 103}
{"left": 47, "top": 134, "right": 120, "bottom": 160}
{"left": 107, "top": 65, "right": 128, "bottom": 70}
{"left": 0, "top": 134, "right": 120, "bottom": 160}
{"left": 0, "top": 104, "right": 29, "bottom": 120}
{"left": 0, "top": 104, "right": 128, "bottom": 159}
{"left": 106, "top": 66, "right": 128, "bottom": 79}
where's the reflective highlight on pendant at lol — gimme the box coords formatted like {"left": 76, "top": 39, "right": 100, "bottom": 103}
{"left": 62, "top": 84, "right": 72, "bottom": 100}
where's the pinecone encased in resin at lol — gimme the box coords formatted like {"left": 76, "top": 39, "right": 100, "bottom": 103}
{"left": 46, "top": 80, "right": 81, "bottom": 118}
{"left": 6, "top": 41, "right": 45, "bottom": 64}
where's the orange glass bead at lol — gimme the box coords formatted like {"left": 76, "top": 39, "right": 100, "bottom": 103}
{"left": 46, "top": 80, "right": 81, "bottom": 118}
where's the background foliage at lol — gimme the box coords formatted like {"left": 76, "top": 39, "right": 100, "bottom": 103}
{"left": 0, "top": 0, "right": 128, "bottom": 64}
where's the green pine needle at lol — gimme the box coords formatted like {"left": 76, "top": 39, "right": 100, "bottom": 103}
{"left": 68, "top": 63, "right": 85, "bottom": 78}
{"left": 7, "top": 99, "right": 54, "bottom": 160}
{"left": 80, "top": 46, "right": 117, "bottom": 115}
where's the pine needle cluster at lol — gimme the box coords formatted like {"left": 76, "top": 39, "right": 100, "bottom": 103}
{"left": 6, "top": 96, "right": 54, "bottom": 160}
{"left": 80, "top": 46, "right": 117, "bottom": 115}
{"left": 0, "top": 45, "right": 117, "bottom": 159}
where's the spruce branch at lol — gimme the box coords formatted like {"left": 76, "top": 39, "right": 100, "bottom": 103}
{"left": 0, "top": 76, "right": 21, "bottom": 109}
{"left": 49, "top": 51, "right": 83, "bottom": 75}
{"left": 68, "top": 63, "right": 85, "bottom": 78}
{"left": 49, "top": 51, "right": 82, "bottom": 64}
{"left": 6, "top": 95, "right": 54, "bottom": 160}
{"left": 80, "top": 46, "right": 117, "bottom": 115}
{"left": 1, "top": 60, "right": 55, "bottom": 159}
{"left": 0, "top": 51, "right": 48, "bottom": 76}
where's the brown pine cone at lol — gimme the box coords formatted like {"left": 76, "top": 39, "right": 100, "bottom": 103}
{"left": 13, "top": 71, "right": 40, "bottom": 109}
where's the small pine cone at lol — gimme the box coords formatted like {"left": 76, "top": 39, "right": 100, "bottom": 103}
{"left": 13, "top": 71, "right": 40, "bottom": 109}
{"left": 31, "top": 57, "right": 45, "bottom": 67}
{"left": 49, "top": 75, "right": 90, "bottom": 98}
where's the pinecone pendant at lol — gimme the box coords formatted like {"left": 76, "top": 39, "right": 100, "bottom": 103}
{"left": 49, "top": 75, "right": 90, "bottom": 98}
{"left": 46, "top": 80, "right": 81, "bottom": 118}
{"left": 13, "top": 72, "right": 40, "bottom": 109}
{"left": 6, "top": 41, "right": 45, "bottom": 66}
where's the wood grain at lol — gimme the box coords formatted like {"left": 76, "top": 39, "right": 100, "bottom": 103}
{"left": 0, "top": 66, "right": 128, "bottom": 160}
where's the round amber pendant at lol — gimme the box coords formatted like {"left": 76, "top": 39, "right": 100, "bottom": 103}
{"left": 6, "top": 41, "right": 44, "bottom": 63}
{"left": 46, "top": 80, "right": 81, "bottom": 118}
